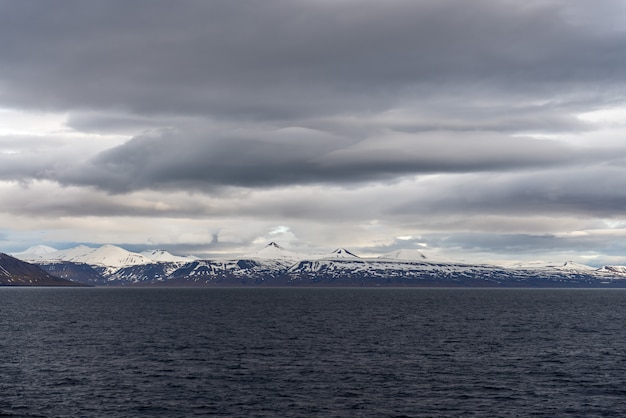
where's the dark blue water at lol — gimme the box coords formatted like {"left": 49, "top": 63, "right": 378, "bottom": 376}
{"left": 1, "top": 288, "right": 626, "bottom": 417}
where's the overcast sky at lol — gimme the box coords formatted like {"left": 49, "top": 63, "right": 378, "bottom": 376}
{"left": 2, "top": 0, "right": 626, "bottom": 265}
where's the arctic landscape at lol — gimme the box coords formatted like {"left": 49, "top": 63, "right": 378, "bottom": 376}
{"left": 3, "top": 242, "right": 626, "bottom": 287}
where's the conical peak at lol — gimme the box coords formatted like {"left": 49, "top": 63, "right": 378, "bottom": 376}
{"left": 331, "top": 248, "right": 359, "bottom": 258}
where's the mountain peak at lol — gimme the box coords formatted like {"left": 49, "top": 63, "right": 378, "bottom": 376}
{"left": 11, "top": 245, "right": 59, "bottom": 260}
{"left": 140, "top": 249, "right": 193, "bottom": 262}
{"left": 330, "top": 248, "right": 359, "bottom": 258}
{"left": 251, "top": 242, "right": 301, "bottom": 260}
{"left": 24, "top": 245, "right": 58, "bottom": 254}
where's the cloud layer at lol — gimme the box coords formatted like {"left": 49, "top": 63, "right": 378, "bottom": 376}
{"left": 1, "top": 0, "right": 626, "bottom": 264}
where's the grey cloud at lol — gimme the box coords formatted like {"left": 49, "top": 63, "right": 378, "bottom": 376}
{"left": 433, "top": 233, "right": 580, "bottom": 253}
{"left": 0, "top": 134, "right": 111, "bottom": 186}
{"left": 65, "top": 113, "right": 164, "bottom": 135}
{"left": 0, "top": 0, "right": 625, "bottom": 121}
{"left": 359, "top": 237, "right": 429, "bottom": 256}
{"left": 0, "top": 191, "right": 205, "bottom": 219}
{"left": 55, "top": 128, "right": 608, "bottom": 193}
{"left": 0, "top": 148, "right": 60, "bottom": 184}
{"left": 3, "top": 0, "right": 626, "bottom": 262}
{"left": 391, "top": 165, "right": 626, "bottom": 220}
{"left": 421, "top": 231, "right": 626, "bottom": 263}
{"left": 361, "top": 231, "right": 609, "bottom": 261}
{"left": 377, "top": 99, "right": 594, "bottom": 135}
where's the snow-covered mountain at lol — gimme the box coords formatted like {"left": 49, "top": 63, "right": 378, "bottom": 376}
{"left": 15, "top": 244, "right": 155, "bottom": 275}
{"left": 247, "top": 242, "right": 303, "bottom": 261}
{"left": 285, "top": 253, "right": 495, "bottom": 285}
{"left": 504, "top": 260, "right": 597, "bottom": 272}
{"left": 108, "top": 242, "right": 300, "bottom": 285}
{"left": 12, "top": 242, "right": 626, "bottom": 287}
{"left": 62, "top": 245, "right": 152, "bottom": 269}
{"left": 598, "top": 265, "right": 626, "bottom": 275}
{"left": 325, "top": 248, "right": 360, "bottom": 259}
{"left": 11, "top": 245, "right": 59, "bottom": 261}
{"left": 140, "top": 249, "right": 196, "bottom": 263}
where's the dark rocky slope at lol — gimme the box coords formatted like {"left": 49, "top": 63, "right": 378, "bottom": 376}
{"left": 0, "top": 253, "right": 84, "bottom": 286}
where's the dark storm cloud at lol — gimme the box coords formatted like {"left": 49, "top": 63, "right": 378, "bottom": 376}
{"left": 56, "top": 128, "right": 610, "bottom": 193}
{"left": 0, "top": 0, "right": 624, "bottom": 119}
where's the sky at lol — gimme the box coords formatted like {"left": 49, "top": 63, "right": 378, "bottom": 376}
{"left": 2, "top": 0, "right": 626, "bottom": 265}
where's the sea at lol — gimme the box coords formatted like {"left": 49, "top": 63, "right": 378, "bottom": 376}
{"left": 1, "top": 288, "right": 626, "bottom": 417}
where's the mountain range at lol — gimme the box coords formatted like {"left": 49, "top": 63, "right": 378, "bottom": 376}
{"left": 7, "top": 242, "right": 626, "bottom": 287}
